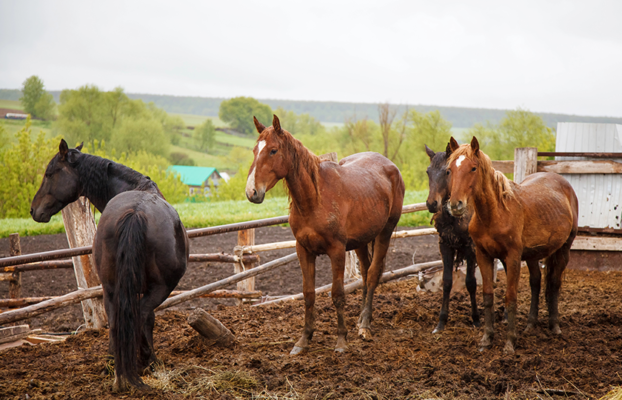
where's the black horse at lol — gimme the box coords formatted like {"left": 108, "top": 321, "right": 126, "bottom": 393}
{"left": 31, "top": 139, "right": 188, "bottom": 392}
{"left": 425, "top": 143, "right": 480, "bottom": 333}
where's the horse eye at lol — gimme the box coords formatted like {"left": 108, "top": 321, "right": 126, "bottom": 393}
{"left": 270, "top": 149, "right": 277, "bottom": 156}
{"left": 446, "top": 170, "right": 450, "bottom": 175}
{"left": 471, "top": 167, "right": 477, "bottom": 172}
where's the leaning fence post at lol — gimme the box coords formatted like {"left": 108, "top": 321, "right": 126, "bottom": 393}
{"left": 513, "top": 147, "right": 538, "bottom": 184}
{"left": 8, "top": 233, "right": 22, "bottom": 302}
{"left": 235, "top": 229, "right": 256, "bottom": 305}
{"left": 61, "top": 197, "right": 107, "bottom": 328}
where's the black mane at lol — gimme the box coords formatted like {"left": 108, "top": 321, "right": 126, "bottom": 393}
{"left": 75, "top": 153, "right": 161, "bottom": 211}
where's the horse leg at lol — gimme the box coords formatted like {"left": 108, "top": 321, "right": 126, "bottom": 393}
{"left": 545, "top": 244, "right": 570, "bottom": 335}
{"left": 103, "top": 287, "right": 116, "bottom": 358}
{"left": 433, "top": 242, "right": 455, "bottom": 333}
{"left": 524, "top": 259, "right": 541, "bottom": 334}
{"left": 503, "top": 254, "right": 522, "bottom": 354}
{"left": 465, "top": 252, "right": 480, "bottom": 328}
{"left": 138, "top": 284, "right": 170, "bottom": 372}
{"left": 477, "top": 249, "right": 495, "bottom": 350}
{"left": 328, "top": 248, "right": 348, "bottom": 352}
{"left": 354, "top": 244, "right": 371, "bottom": 328}
{"left": 291, "top": 244, "right": 317, "bottom": 355}
{"left": 358, "top": 234, "right": 390, "bottom": 340}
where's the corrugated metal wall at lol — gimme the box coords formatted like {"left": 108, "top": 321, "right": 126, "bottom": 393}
{"left": 555, "top": 123, "right": 622, "bottom": 229}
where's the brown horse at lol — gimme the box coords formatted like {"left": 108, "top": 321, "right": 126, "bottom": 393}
{"left": 447, "top": 136, "right": 578, "bottom": 353}
{"left": 246, "top": 115, "right": 405, "bottom": 354}
{"left": 31, "top": 140, "right": 188, "bottom": 391}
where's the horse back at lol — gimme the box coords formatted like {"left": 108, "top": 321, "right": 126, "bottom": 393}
{"left": 295, "top": 152, "right": 404, "bottom": 251}
{"left": 517, "top": 172, "right": 578, "bottom": 255}
{"left": 93, "top": 191, "right": 188, "bottom": 289}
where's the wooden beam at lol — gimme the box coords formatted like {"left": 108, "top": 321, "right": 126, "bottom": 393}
{"left": 61, "top": 197, "right": 107, "bottom": 329}
{"left": 538, "top": 152, "right": 622, "bottom": 158}
{"left": 8, "top": 234, "right": 22, "bottom": 300}
{"left": 538, "top": 160, "right": 622, "bottom": 174}
{"left": 514, "top": 147, "right": 538, "bottom": 183}
{"left": 571, "top": 236, "right": 622, "bottom": 252}
{"left": 491, "top": 160, "right": 514, "bottom": 174}
{"left": 0, "top": 325, "right": 31, "bottom": 345}
{"left": 235, "top": 229, "right": 256, "bottom": 305}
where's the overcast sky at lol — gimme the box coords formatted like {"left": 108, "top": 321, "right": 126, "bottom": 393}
{"left": 1, "top": 0, "right": 621, "bottom": 117}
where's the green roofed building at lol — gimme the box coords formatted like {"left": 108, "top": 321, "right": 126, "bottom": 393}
{"left": 168, "top": 165, "right": 223, "bottom": 195}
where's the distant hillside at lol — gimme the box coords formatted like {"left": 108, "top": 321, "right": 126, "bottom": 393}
{"left": 2, "top": 88, "right": 621, "bottom": 128}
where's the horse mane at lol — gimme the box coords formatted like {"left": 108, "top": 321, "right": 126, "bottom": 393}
{"left": 447, "top": 143, "right": 515, "bottom": 208}
{"left": 76, "top": 154, "right": 161, "bottom": 203}
{"left": 259, "top": 127, "right": 321, "bottom": 205}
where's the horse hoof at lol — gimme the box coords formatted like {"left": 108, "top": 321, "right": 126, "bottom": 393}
{"left": 524, "top": 323, "right": 535, "bottom": 334}
{"left": 432, "top": 325, "right": 444, "bottom": 334}
{"left": 334, "top": 346, "right": 347, "bottom": 353}
{"left": 358, "top": 328, "right": 373, "bottom": 341}
{"left": 550, "top": 325, "right": 562, "bottom": 335}
{"left": 290, "top": 346, "right": 307, "bottom": 356}
{"left": 472, "top": 320, "right": 481, "bottom": 328}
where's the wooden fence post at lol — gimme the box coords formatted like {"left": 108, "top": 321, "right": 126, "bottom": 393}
{"left": 514, "top": 147, "right": 538, "bottom": 184}
{"left": 8, "top": 234, "right": 22, "bottom": 302}
{"left": 235, "top": 229, "right": 256, "bottom": 305}
{"left": 61, "top": 197, "right": 107, "bottom": 328}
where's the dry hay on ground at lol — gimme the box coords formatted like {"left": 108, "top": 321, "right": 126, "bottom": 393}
{"left": 1, "top": 269, "right": 622, "bottom": 399}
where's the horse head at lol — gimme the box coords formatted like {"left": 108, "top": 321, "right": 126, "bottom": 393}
{"left": 424, "top": 143, "right": 454, "bottom": 213}
{"left": 246, "top": 114, "right": 290, "bottom": 204}
{"left": 447, "top": 136, "right": 481, "bottom": 217}
{"left": 30, "top": 139, "right": 84, "bottom": 222}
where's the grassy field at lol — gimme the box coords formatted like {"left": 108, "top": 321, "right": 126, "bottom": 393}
{"left": 0, "top": 99, "right": 23, "bottom": 110}
{"left": 1, "top": 118, "right": 55, "bottom": 141}
{"left": 0, "top": 191, "right": 432, "bottom": 238}
{"left": 171, "top": 113, "right": 227, "bottom": 128}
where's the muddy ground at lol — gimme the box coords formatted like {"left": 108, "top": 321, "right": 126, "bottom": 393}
{"left": 1, "top": 228, "right": 621, "bottom": 399}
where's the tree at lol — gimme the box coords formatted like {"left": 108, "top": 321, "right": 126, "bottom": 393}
{"left": 110, "top": 118, "right": 169, "bottom": 157}
{"left": 378, "top": 103, "right": 407, "bottom": 161}
{"left": 20, "top": 76, "right": 56, "bottom": 120}
{"left": 219, "top": 97, "right": 272, "bottom": 135}
{"left": 465, "top": 108, "right": 556, "bottom": 160}
{"left": 0, "top": 118, "right": 60, "bottom": 218}
{"left": 193, "top": 119, "right": 216, "bottom": 151}
{"left": 274, "top": 106, "right": 325, "bottom": 136}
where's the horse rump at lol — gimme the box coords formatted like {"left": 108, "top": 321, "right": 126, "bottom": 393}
{"left": 112, "top": 208, "right": 148, "bottom": 391}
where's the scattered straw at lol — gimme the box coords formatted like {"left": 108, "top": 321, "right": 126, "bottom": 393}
{"left": 600, "top": 387, "right": 622, "bottom": 400}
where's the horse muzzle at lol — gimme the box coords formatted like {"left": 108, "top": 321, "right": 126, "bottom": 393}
{"left": 246, "top": 188, "right": 265, "bottom": 204}
{"left": 448, "top": 200, "right": 467, "bottom": 217}
{"left": 30, "top": 207, "right": 52, "bottom": 223}
{"left": 426, "top": 199, "right": 439, "bottom": 213}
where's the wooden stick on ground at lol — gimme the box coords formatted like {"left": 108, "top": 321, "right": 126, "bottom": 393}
{"left": 187, "top": 308, "right": 235, "bottom": 347}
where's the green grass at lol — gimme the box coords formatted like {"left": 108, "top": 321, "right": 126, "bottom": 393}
{"left": 171, "top": 113, "right": 227, "bottom": 128}
{"left": 0, "top": 99, "right": 23, "bottom": 110}
{"left": 214, "top": 131, "right": 256, "bottom": 148}
{"left": 1, "top": 191, "right": 432, "bottom": 238}
{"left": 1, "top": 118, "right": 55, "bottom": 141}
{"left": 169, "top": 144, "right": 236, "bottom": 169}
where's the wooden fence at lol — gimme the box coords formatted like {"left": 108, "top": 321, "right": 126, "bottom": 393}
{"left": 1, "top": 147, "right": 620, "bottom": 327}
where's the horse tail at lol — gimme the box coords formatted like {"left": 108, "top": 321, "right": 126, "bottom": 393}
{"left": 113, "top": 209, "right": 148, "bottom": 389}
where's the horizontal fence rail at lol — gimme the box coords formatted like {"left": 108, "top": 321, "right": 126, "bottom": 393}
{"left": 537, "top": 152, "right": 622, "bottom": 158}
{"left": 0, "top": 202, "right": 431, "bottom": 269}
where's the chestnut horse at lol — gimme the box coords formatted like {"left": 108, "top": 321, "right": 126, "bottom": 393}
{"left": 246, "top": 115, "right": 405, "bottom": 354}
{"left": 31, "top": 140, "right": 188, "bottom": 391}
{"left": 425, "top": 143, "right": 479, "bottom": 333}
{"left": 447, "top": 136, "right": 578, "bottom": 353}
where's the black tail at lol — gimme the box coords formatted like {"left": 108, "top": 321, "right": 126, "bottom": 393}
{"left": 113, "top": 209, "right": 147, "bottom": 389}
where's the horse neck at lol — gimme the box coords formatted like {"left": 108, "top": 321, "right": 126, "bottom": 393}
{"left": 472, "top": 169, "right": 502, "bottom": 225}
{"left": 283, "top": 148, "right": 320, "bottom": 215}
{"left": 76, "top": 154, "right": 155, "bottom": 211}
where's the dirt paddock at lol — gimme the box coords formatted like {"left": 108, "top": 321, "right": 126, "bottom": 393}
{"left": 1, "top": 228, "right": 621, "bottom": 399}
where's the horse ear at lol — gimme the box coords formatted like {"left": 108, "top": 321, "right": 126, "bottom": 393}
{"left": 471, "top": 136, "right": 480, "bottom": 156}
{"left": 76, "top": 142, "right": 84, "bottom": 151}
{"left": 253, "top": 116, "right": 266, "bottom": 134}
{"left": 272, "top": 114, "right": 283, "bottom": 134}
{"left": 449, "top": 137, "right": 460, "bottom": 153}
{"left": 445, "top": 141, "right": 453, "bottom": 156}
{"left": 424, "top": 144, "right": 435, "bottom": 160}
{"left": 59, "top": 139, "right": 69, "bottom": 160}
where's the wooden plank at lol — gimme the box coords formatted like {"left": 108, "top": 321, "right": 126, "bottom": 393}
{"left": 514, "top": 147, "right": 538, "bottom": 183}
{"left": 235, "top": 229, "right": 257, "bottom": 305}
{"left": 8, "top": 234, "right": 22, "bottom": 300}
{"left": 538, "top": 152, "right": 622, "bottom": 158}
{"left": 401, "top": 203, "right": 427, "bottom": 213}
{"left": 492, "top": 160, "right": 514, "bottom": 173}
{"left": 61, "top": 197, "right": 107, "bottom": 329}
{"left": 538, "top": 160, "right": 622, "bottom": 174}
{"left": 0, "top": 325, "right": 31, "bottom": 344}
{"left": 0, "top": 273, "right": 14, "bottom": 282}
{"left": 571, "top": 236, "right": 622, "bottom": 251}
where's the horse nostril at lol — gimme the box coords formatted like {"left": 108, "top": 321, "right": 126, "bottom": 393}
{"left": 253, "top": 189, "right": 257, "bottom": 197}
{"left": 30, "top": 208, "right": 34, "bottom": 216}
{"left": 458, "top": 201, "right": 463, "bottom": 207}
